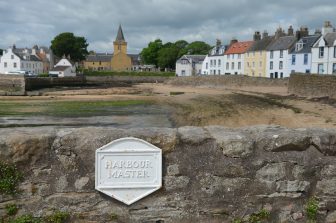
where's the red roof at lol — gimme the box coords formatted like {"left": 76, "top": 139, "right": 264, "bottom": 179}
{"left": 224, "top": 41, "right": 254, "bottom": 55}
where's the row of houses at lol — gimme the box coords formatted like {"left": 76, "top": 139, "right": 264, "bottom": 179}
{"left": 176, "top": 21, "right": 336, "bottom": 78}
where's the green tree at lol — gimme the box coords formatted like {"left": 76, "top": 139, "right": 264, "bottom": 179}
{"left": 157, "top": 43, "right": 179, "bottom": 69}
{"left": 175, "top": 40, "right": 189, "bottom": 58}
{"left": 185, "top": 41, "right": 211, "bottom": 55}
{"left": 140, "top": 39, "right": 163, "bottom": 66}
{"left": 51, "top": 32, "right": 89, "bottom": 62}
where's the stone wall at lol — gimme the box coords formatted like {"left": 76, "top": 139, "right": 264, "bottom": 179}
{"left": 0, "top": 74, "right": 25, "bottom": 95}
{"left": 167, "top": 76, "right": 288, "bottom": 87}
{"left": 25, "top": 76, "right": 86, "bottom": 91}
{"left": 1, "top": 126, "right": 336, "bottom": 222}
{"left": 288, "top": 74, "right": 336, "bottom": 99}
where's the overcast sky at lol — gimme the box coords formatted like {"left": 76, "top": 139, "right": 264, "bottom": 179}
{"left": 0, "top": 0, "right": 335, "bottom": 53}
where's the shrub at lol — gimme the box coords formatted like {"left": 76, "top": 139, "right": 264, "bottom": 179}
{"left": 44, "top": 211, "right": 69, "bottom": 223}
{"left": 0, "top": 162, "right": 23, "bottom": 195}
{"left": 306, "top": 197, "right": 319, "bottom": 221}
{"left": 6, "top": 204, "right": 18, "bottom": 216}
{"left": 8, "top": 214, "right": 41, "bottom": 223}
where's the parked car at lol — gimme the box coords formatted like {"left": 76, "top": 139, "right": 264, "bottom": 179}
{"left": 6, "top": 70, "right": 37, "bottom": 77}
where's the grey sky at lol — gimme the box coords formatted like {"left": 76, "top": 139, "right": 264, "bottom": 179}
{"left": 0, "top": 0, "right": 335, "bottom": 53}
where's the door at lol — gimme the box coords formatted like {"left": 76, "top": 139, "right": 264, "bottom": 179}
{"left": 318, "top": 64, "right": 324, "bottom": 74}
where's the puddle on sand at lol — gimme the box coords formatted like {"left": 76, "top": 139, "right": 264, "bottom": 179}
{"left": 0, "top": 105, "right": 173, "bottom": 128}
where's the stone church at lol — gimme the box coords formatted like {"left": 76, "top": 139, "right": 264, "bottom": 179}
{"left": 84, "top": 25, "right": 140, "bottom": 71}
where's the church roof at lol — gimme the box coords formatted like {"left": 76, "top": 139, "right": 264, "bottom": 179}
{"left": 116, "top": 25, "right": 125, "bottom": 42}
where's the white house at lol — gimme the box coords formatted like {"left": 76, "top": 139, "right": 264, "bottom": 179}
{"left": 311, "top": 22, "right": 336, "bottom": 75}
{"left": 49, "top": 58, "right": 76, "bottom": 77}
{"left": 0, "top": 46, "right": 43, "bottom": 75}
{"left": 223, "top": 40, "right": 254, "bottom": 75}
{"left": 288, "top": 35, "right": 320, "bottom": 74}
{"left": 176, "top": 55, "right": 206, "bottom": 76}
{"left": 266, "top": 36, "right": 297, "bottom": 78}
{"left": 201, "top": 41, "right": 227, "bottom": 75}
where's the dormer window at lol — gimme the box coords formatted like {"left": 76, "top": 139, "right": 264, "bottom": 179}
{"left": 296, "top": 43, "right": 303, "bottom": 52}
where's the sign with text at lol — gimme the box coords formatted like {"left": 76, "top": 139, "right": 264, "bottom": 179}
{"left": 95, "top": 137, "right": 162, "bottom": 205}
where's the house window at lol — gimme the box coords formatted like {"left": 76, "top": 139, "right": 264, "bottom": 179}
{"left": 231, "top": 62, "right": 234, "bottom": 70}
{"left": 218, "top": 59, "right": 221, "bottom": 66}
{"left": 247, "top": 62, "right": 250, "bottom": 67}
{"left": 226, "top": 62, "right": 229, "bottom": 70}
{"left": 238, "top": 54, "right": 241, "bottom": 59}
{"left": 13, "top": 62, "right": 17, "bottom": 68}
{"left": 11, "top": 55, "right": 14, "bottom": 59}
{"left": 206, "top": 63, "right": 208, "bottom": 69}
{"left": 214, "top": 60, "right": 216, "bottom": 66}
{"left": 270, "top": 62, "right": 273, "bottom": 70}
{"left": 319, "top": 47, "right": 324, "bottom": 58}
{"left": 334, "top": 46, "right": 336, "bottom": 58}
{"left": 292, "top": 55, "right": 296, "bottom": 65}
{"left": 4, "top": 62, "right": 7, "bottom": 68}
{"left": 227, "top": 55, "right": 229, "bottom": 59}
{"left": 238, "top": 62, "right": 241, "bottom": 70}
{"left": 318, "top": 64, "right": 324, "bottom": 74}
{"left": 333, "top": 63, "right": 336, "bottom": 74}
{"left": 181, "top": 70, "right": 186, "bottom": 76}
{"left": 270, "top": 51, "right": 274, "bottom": 59}
{"left": 279, "top": 61, "right": 283, "bottom": 70}
{"left": 304, "top": 54, "right": 308, "bottom": 65}
{"left": 280, "top": 50, "right": 284, "bottom": 58}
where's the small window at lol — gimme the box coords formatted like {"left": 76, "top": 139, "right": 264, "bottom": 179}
{"left": 13, "top": 62, "right": 17, "bottom": 68}
{"left": 270, "top": 51, "right": 274, "bottom": 59}
{"left": 238, "top": 62, "right": 241, "bottom": 70}
{"left": 231, "top": 62, "right": 234, "bottom": 70}
{"left": 4, "top": 62, "right": 7, "bottom": 68}
{"left": 292, "top": 55, "right": 296, "bottom": 65}
{"left": 270, "top": 62, "right": 273, "bottom": 70}
{"left": 279, "top": 61, "right": 283, "bottom": 70}
{"left": 280, "top": 50, "right": 284, "bottom": 58}
{"left": 304, "top": 54, "right": 308, "bottom": 65}
{"left": 11, "top": 55, "right": 14, "bottom": 59}
{"left": 226, "top": 62, "right": 229, "bottom": 70}
{"left": 319, "top": 47, "right": 324, "bottom": 58}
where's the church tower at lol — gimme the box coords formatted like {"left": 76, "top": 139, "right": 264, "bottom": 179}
{"left": 111, "top": 24, "right": 132, "bottom": 71}
{"left": 113, "top": 25, "right": 127, "bottom": 55}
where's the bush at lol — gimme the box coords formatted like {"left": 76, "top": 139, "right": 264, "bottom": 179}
{"left": 306, "top": 197, "right": 319, "bottom": 221}
{"left": 44, "top": 211, "right": 69, "bottom": 223}
{"left": 8, "top": 214, "right": 41, "bottom": 223}
{"left": 6, "top": 204, "right": 18, "bottom": 216}
{"left": 0, "top": 162, "right": 23, "bottom": 195}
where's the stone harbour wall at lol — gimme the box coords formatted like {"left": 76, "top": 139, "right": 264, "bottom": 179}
{"left": 166, "top": 75, "right": 288, "bottom": 87}
{"left": 288, "top": 73, "right": 336, "bottom": 99}
{"left": 0, "top": 74, "right": 25, "bottom": 95}
{"left": 0, "top": 126, "right": 336, "bottom": 222}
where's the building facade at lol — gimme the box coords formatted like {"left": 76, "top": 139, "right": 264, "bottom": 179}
{"left": 176, "top": 55, "right": 206, "bottom": 76}
{"left": 84, "top": 53, "right": 112, "bottom": 71}
{"left": 289, "top": 35, "right": 320, "bottom": 74}
{"left": 111, "top": 25, "right": 133, "bottom": 71}
{"left": 245, "top": 32, "right": 274, "bottom": 77}
{"left": 49, "top": 58, "right": 76, "bottom": 77}
{"left": 0, "top": 46, "right": 43, "bottom": 75}
{"left": 311, "top": 22, "right": 336, "bottom": 75}
{"left": 266, "top": 36, "right": 297, "bottom": 78}
{"left": 223, "top": 40, "right": 254, "bottom": 75}
{"left": 201, "top": 40, "right": 227, "bottom": 75}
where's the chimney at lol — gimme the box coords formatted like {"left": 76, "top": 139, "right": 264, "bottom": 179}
{"left": 12, "top": 44, "right": 16, "bottom": 50}
{"left": 253, "top": 31, "right": 261, "bottom": 41}
{"left": 262, "top": 30, "right": 269, "bottom": 39}
{"left": 275, "top": 27, "right": 285, "bottom": 39}
{"left": 288, "top": 25, "right": 294, "bottom": 36}
{"left": 230, "top": 38, "right": 238, "bottom": 45}
{"left": 216, "top": 39, "right": 222, "bottom": 47}
{"left": 322, "top": 21, "right": 334, "bottom": 35}
{"left": 296, "top": 26, "right": 309, "bottom": 40}
{"left": 315, "top": 29, "right": 322, "bottom": 35}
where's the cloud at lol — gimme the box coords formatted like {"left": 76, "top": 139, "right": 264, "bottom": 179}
{"left": 0, "top": 0, "right": 335, "bottom": 53}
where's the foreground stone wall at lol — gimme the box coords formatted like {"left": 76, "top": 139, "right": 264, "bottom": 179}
{"left": 289, "top": 73, "right": 336, "bottom": 99}
{"left": 0, "top": 74, "right": 25, "bottom": 95}
{"left": 167, "top": 76, "right": 288, "bottom": 87}
{"left": 0, "top": 126, "right": 336, "bottom": 222}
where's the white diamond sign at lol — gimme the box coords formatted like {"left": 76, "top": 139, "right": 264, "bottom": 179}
{"left": 95, "top": 137, "right": 162, "bottom": 205}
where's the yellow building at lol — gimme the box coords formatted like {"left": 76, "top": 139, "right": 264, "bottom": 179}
{"left": 83, "top": 53, "right": 112, "bottom": 71}
{"left": 84, "top": 25, "right": 140, "bottom": 71}
{"left": 245, "top": 33, "right": 274, "bottom": 77}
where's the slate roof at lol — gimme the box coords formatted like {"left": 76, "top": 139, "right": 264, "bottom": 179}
{"left": 86, "top": 53, "right": 113, "bottom": 62}
{"left": 128, "top": 54, "right": 140, "bottom": 65}
{"left": 267, "top": 36, "right": 297, "bottom": 51}
{"left": 177, "top": 55, "right": 206, "bottom": 64}
{"left": 209, "top": 45, "right": 228, "bottom": 57}
{"left": 116, "top": 25, "right": 125, "bottom": 42}
{"left": 290, "top": 35, "right": 321, "bottom": 54}
{"left": 323, "top": 32, "right": 336, "bottom": 47}
{"left": 248, "top": 36, "right": 275, "bottom": 52}
{"left": 224, "top": 41, "right": 254, "bottom": 55}
{"left": 50, "top": 66, "right": 71, "bottom": 72}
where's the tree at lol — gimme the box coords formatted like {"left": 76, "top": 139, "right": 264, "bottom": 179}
{"left": 157, "top": 44, "right": 179, "bottom": 69}
{"left": 175, "top": 40, "right": 189, "bottom": 58}
{"left": 0, "top": 49, "right": 3, "bottom": 56}
{"left": 140, "top": 39, "right": 163, "bottom": 66}
{"left": 51, "top": 32, "right": 89, "bottom": 62}
{"left": 185, "top": 41, "right": 212, "bottom": 55}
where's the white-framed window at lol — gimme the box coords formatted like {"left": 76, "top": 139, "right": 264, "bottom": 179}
{"left": 11, "top": 55, "right": 14, "bottom": 59}
{"left": 280, "top": 50, "right": 284, "bottom": 58}
{"left": 292, "top": 55, "right": 296, "bottom": 65}
{"left": 270, "top": 51, "right": 274, "bottom": 59}
{"left": 238, "top": 62, "right": 241, "bottom": 70}
{"left": 218, "top": 59, "right": 221, "bottom": 66}
{"left": 210, "top": 60, "right": 213, "bottom": 66}
{"left": 214, "top": 60, "right": 216, "bottom": 66}
{"left": 231, "top": 62, "right": 234, "bottom": 70}
{"left": 13, "top": 62, "right": 17, "bottom": 68}
{"left": 270, "top": 61, "right": 273, "bottom": 70}
{"left": 226, "top": 62, "right": 229, "bottom": 70}
{"left": 279, "top": 61, "right": 283, "bottom": 70}
{"left": 304, "top": 54, "right": 308, "bottom": 65}
{"left": 334, "top": 46, "right": 336, "bottom": 58}
{"left": 319, "top": 47, "right": 324, "bottom": 58}
{"left": 206, "top": 63, "right": 208, "bottom": 69}
{"left": 238, "top": 54, "right": 241, "bottom": 59}
{"left": 4, "top": 62, "right": 7, "bottom": 68}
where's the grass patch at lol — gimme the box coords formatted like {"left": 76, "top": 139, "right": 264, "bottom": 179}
{"left": 83, "top": 70, "right": 175, "bottom": 77}
{"left": 5, "top": 204, "right": 18, "bottom": 216}
{"left": 306, "top": 197, "right": 319, "bottom": 222}
{"left": 0, "top": 162, "right": 23, "bottom": 196}
{"left": 0, "top": 100, "right": 152, "bottom": 117}
{"left": 170, "top": 92, "right": 185, "bottom": 96}
{"left": 44, "top": 211, "right": 69, "bottom": 223}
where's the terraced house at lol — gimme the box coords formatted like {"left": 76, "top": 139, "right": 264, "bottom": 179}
{"left": 245, "top": 31, "right": 274, "bottom": 77}
{"left": 84, "top": 53, "right": 113, "bottom": 71}
{"left": 201, "top": 39, "right": 227, "bottom": 75}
